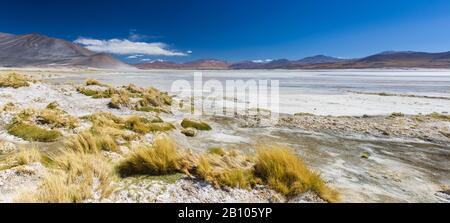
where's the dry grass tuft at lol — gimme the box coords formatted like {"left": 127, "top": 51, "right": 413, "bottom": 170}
{"left": 36, "top": 108, "right": 79, "bottom": 129}
{"left": 7, "top": 146, "right": 42, "bottom": 167}
{"left": 254, "top": 146, "right": 339, "bottom": 202}
{"left": 66, "top": 131, "right": 120, "bottom": 154}
{"left": 16, "top": 151, "right": 115, "bottom": 203}
{"left": 195, "top": 154, "right": 256, "bottom": 189}
{"left": 117, "top": 135, "right": 192, "bottom": 177}
{"left": 85, "top": 78, "right": 109, "bottom": 87}
{"left": 0, "top": 73, "right": 31, "bottom": 88}
{"left": 108, "top": 90, "right": 131, "bottom": 109}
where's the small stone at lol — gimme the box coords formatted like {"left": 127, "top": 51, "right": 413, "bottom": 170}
{"left": 181, "top": 128, "right": 197, "bottom": 137}
{"left": 360, "top": 152, "right": 370, "bottom": 159}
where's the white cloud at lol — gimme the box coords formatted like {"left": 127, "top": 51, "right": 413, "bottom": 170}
{"left": 127, "top": 54, "right": 144, "bottom": 59}
{"left": 251, "top": 59, "right": 273, "bottom": 63}
{"left": 187, "top": 50, "right": 193, "bottom": 54}
{"left": 74, "top": 38, "right": 187, "bottom": 56}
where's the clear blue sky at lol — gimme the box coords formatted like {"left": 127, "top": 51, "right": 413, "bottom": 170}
{"left": 1, "top": 0, "right": 450, "bottom": 62}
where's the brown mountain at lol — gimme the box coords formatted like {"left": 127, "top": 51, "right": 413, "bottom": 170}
{"left": 0, "top": 32, "right": 131, "bottom": 69}
{"left": 301, "top": 51, "right": 450, "bottom": 69}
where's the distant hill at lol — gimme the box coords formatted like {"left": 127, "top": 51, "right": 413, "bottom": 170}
{"left": 300, "top": 51, "right": 450, "bottom": 69}
{"left": 0, "top": 32, "right": 132, "bottom": 69}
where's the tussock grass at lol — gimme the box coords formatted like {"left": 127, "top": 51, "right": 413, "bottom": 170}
{"left": 117, "top": 135, "right": 191, "bottom": 177}
{"left": 196, "top": 155, "right": 256, "bottom": 189}
{"left": 254, "top": 146, "right": 339, "bottom": 202}
{"left": 7, "top": 122, "right": 62, "bottom": 142}
{"left": 85, "top": 78, "right": 108, "bottom": 86}
{"left": 0, "top": 73, "right": 31, "bottom": 88}
{"left": 37, "top": 108, "right": 79, "bottom": 129}
{"left": 181, "top": 118, "right": 212, "bottom": 131}
{"left": 7, "top": 146, "right": 42, "bottom": 167}
{"left": 16, "top": 151, "right": 115, "bottom": 203}
{"left": 66, "top": 130, "right": 121, "bottom": 154}
{"left": 108, "top": 90, "right": 131, "bottom": 109}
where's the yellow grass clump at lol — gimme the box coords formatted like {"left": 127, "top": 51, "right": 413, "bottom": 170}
{"left": 253, "top": 146, "right": 339, "bottom": 202}
{"left": 85, "top": 78, "right": 109, "bottom": 87}
{"left": 117, "top": 135, "right": 192, "bottom": 177}
{"left": 0, "top": 73, "right": 31, "bottom": 88}
{"left": 65, "top": 131, "right": 120, "bottom": 154}
{"left": 108, "top": 90, "right": 131, "bottom": 109}
{"left": 16, "top": 151, "right": 115, "bottom": 203}
{"left": 196, "top": 155, "right": 256, "bottom": 189}
{"left": 6, "top": 146, "right": 42, "bottom": 167}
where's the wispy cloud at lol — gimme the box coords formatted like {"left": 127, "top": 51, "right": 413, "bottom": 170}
{"left": 74, "top": 38, "right": 187, "bottom": 56}
{"left": 127, "top": 54, "right": 144, "bottom": 59}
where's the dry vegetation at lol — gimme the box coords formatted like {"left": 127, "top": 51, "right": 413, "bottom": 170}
{"left": 0, "top": 73, "right": 32, "bottom": 88}
{"left": 16, "top": 151, "right": 115, "bottom": 203}
{"left": 6, "top": 105, "right": 79, "bottom": 142}
{"left": 116, "top": 135, "right": 338, "bottom": 202}
{"left": 117, "top": 135, "right": 193, "bottom": 176}
{"left": 77, "top": 79, "right": 172, "bottom": 113}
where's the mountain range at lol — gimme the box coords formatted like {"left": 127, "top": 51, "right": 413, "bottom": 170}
{"left": 0, "top": 32, "right": 131, "bottom": 69}
{"left": 1, "top": 32, "right": 450, "bottom": 69}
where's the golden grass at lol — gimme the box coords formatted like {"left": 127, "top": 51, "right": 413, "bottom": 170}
{"left": 7, "top": 122, "right": 62, "bottom": 142}
{"left": 7, "top": 146, "right": 42, "bottom": 167}
{"left": 117, "top": 135, "right": 191, "bottom": 177}
{"left": 181, "top": 118, "right": 212, "bottom": 131}
{"left": 0, "top": 73, "right": 30, "bottom": 88}
{"left": 16, "top": 151, "right": 115, "bottom": 203}
{"left": 108, "top": 91, "right": 131, "bottom": 109}
{"left": 196, "top": 155, "right": 256, "bottom": 188}
{"left": 253, "top": 146, "right": 339, "bottom": 202}
{"left": 66, "top": 131, "right": 120, "bottom": 154}
{"left": 85, "top": 78, "right": 102, "bottom": 86}
{"left": 37, "top": 108, "right": 79, "bottom": 129}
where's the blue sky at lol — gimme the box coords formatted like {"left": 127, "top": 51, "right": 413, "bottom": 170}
{"left": 1, "top": 0, "right": 450, "bottom": 63}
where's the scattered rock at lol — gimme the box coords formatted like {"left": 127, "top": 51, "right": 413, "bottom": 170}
{"left": 181, "top": 128, "right": 197, "bottom": 137}
{"left": 181, "top": 118, "right": 212, "bottom": 131}
{"left": 360, "top": 151, "right": 370, "bottom": 159}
